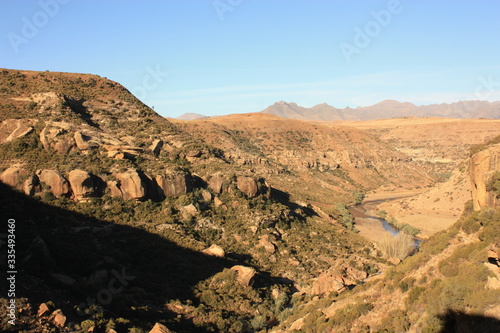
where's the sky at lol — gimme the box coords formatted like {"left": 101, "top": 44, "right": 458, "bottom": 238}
{"left": 1, "top": 0, "right": 500, "bottom": 118}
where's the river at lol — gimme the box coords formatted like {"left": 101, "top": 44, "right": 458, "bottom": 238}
{"left": 349, "top": 193, "right": 421, "bottom": 246}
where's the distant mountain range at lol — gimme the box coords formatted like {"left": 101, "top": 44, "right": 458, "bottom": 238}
{"left": 176, "top": 113, "right": 208, "bottom": 120}
{"left": 261, "top": 100, "right": 500, "bottom": 121}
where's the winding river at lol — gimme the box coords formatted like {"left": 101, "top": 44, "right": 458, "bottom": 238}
{"left": 348, "top": 193, "right": 421, "bottom": 246}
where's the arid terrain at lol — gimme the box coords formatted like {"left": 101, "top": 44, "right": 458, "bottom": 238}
{"left": 1, "top": 69, "right": 499, "bottom": 333}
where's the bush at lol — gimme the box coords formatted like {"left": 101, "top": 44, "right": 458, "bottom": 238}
{"left": 378, "top": 233, "right": 415, "bottom": 260}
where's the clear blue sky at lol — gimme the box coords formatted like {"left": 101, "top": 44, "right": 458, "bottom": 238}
{"left": 1, "top": 0, "right": 499, "bottom": 117}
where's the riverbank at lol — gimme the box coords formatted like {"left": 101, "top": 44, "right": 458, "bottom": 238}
{"left": 350, "top": 189, "right": 425, "bottom": 244}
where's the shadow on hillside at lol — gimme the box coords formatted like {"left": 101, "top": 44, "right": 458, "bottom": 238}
{"left": 271, "top": 187, "right": 318, "bottom": 219}
{"left": 0, "top": 182, "right": 237, "bottom": 332}
{"left": 438, "top": 309, "right": 500, "bottom": 333}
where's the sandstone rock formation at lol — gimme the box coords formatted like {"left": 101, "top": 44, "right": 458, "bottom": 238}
{"left": 68, "top": 169, "right": 96, "bottom": 201}
{"left": 39, "top": 124, "right": 75, "bottom": 154}
{"left": 312, "top": 270, "right": 346, "bottom": 295}
{"left": 231, "top": 265, "right": 256, "bottom": 287}
{"left": 236, "top": 176, "right": 258, "bottom": 198}
{"left": 0, "top": 119, "right": 34, "bottom": 143}
{"left": 258, "top": 234, "right": 276, "bottom": 253}
{"left": 38, "top": 170, "right": 70, "bottom": 197}
{"left": 208, "top": 174, "right": 225, "bottom": 194}
{"left": 149, "top": 139, "right": 163, "bottom": 157}
{"left": 37, "top": 303, "right": 51, "bottom": 317}
{"left": 116, "top": 169, "right": 147, "bottom": 201}
{"left": 155, "top": 170, "right": 191, "bottom": 197}
{"left": 149, "top": 322, "right": 172, "bottom": 333}
{"left": 51, "top": 309, "right": 66, "bottom": 327}
{"left": 0, "top": 166, "right": 28, "bottom": 187}
{"left": 470, "top": 143, "right": 500, "bottom": 210}
{"left": 202, "top": 244, "right": 225, "bottom": 257}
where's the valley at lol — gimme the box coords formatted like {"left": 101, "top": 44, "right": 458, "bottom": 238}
{"left": 0, "top": 68, "right": 499, "bottom": 333}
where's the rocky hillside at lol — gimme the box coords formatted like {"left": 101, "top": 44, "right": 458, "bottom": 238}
{"left": 173, "top": 113, "right": 432, "bottom": 212}
{"left": 269, "top": 136, "right": 500, "bottom": 333}
{"left": 0, "top": 69, "right": 390, "bottom": 333}
{"left": 262, "top": 99, "right": 500, "bottom": 121}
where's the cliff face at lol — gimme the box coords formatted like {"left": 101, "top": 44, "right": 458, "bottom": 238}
{"left": 470, "top": 143, "right": 500, "bottom": 210}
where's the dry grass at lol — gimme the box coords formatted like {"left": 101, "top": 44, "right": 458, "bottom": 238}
{"left": 378, "top": 232, "right": 415, "bottom": 260}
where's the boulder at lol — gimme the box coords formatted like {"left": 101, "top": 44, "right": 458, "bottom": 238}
{"left": 116, "top": 169, "right": 147, "bottom": 201}
{"left": 231, "top": 265, "right": 256, "bottom": 287}
{"left": 108, "top": 180, "right": 122, "bottom": 198}
{"left": 208, "top": 174, "right": 224, "bottom": 194}
{"left": 74, "top": 131, "right": 91, "bottom": 150}
{"left": 213, "top": 197, "right": 224, "bottom": 207}
{"left": 155, "top": 170, "right": 191, "bottom": 197}
{"left": 202, "top": 244, "right": 225, "bottom": 257}
{"left": 182, "top": 204, "right": 198, "bottom": 216}
{"left": 312, "top": 271, "right": 346, "bottom": 295}
{"left": 51, "top": 309, "right": 66, "bottom": 327}
{"left": 0, "top": 119, "right": 34, "bottom": 144}
{"left": 470, "top": 143, "right": 500, "bottom": 210}
{"left": 37, "top": 303, "right": 51, "bottom": 317}
{"left": 38, "top": 170, "right": 70, "bottom": 197}
{"left": 258, "top": 235, "right": 276, "bottom": 253}
{"left": 0, "top": 166, "right": 28, "bottom": 188}
{"left": 201, "top": 189, "right": 212, "bottom": 201}
{"left": 236, "top": 176, "right": 258, "bottom": 198}
{"left": 149, "top": 139, "right": 163, "bottom": 157}
{"left": 68, "top": 169, "right": 96, "bottom": 201}
{"left": 149, "top": 322, "right": 172, "bottom": 333}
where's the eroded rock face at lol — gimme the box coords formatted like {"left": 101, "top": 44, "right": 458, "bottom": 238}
{"left": 230, "top": 265, "right": 256, "bottom": 287}
{"left": 470, "top": 143, "right": 500, "bottom": 210}
{"left": 116, "top": 169, "right": 147, "bottom": 201}
{"left": 38, "top": 170, "right": 70, "bottom": 197}
{"left": 236, "top": 176, "right": 258, "bottom": 198}
{"left": 0, "top": 166, "right": 28, "bottom": 188}
{"left": 39, "top": 124, "right": 75, "bottom": 154}
{"left": 155, "top": 170, "right": 191, "bottom": 197}
{"left": 0, "top": 119, "right": 34, "bottom": 144}
{"left": 68, "top": 169, "right": 96, "bottom": 201}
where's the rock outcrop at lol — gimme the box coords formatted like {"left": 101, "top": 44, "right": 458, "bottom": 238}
{"left": 155, "top": 170, "right": 191, "bottom": 197}
{"left": 0, "top": 166, "right": 28, "bottom": 188}
{"left": 202, "top": 244, "right": 225, "bottom": 257}
{"left": 38, "top": 170, "right": 70, "bottom": 197}
{"left": 470, "top": 143, "right": 500, "bottom": 210}
{"left": 230, "top": 265, "right": 256, "bottom": 287}
{"left": 311, "top": 270, "right": 346, "bottom": 295}
{"left": 208, "top": 174, "right": 225, "bottom": 194}
{"left": 68, "top": 169, "right": 96, "bottom": 201}
{"left": 236, "top": 176, "right": 258, "bottom": 198}
{"left": 0, "top": 119, "right": 34, "bottom": 143}
{"left": 116, "top": 169, "right": 147, "bottom": 201}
